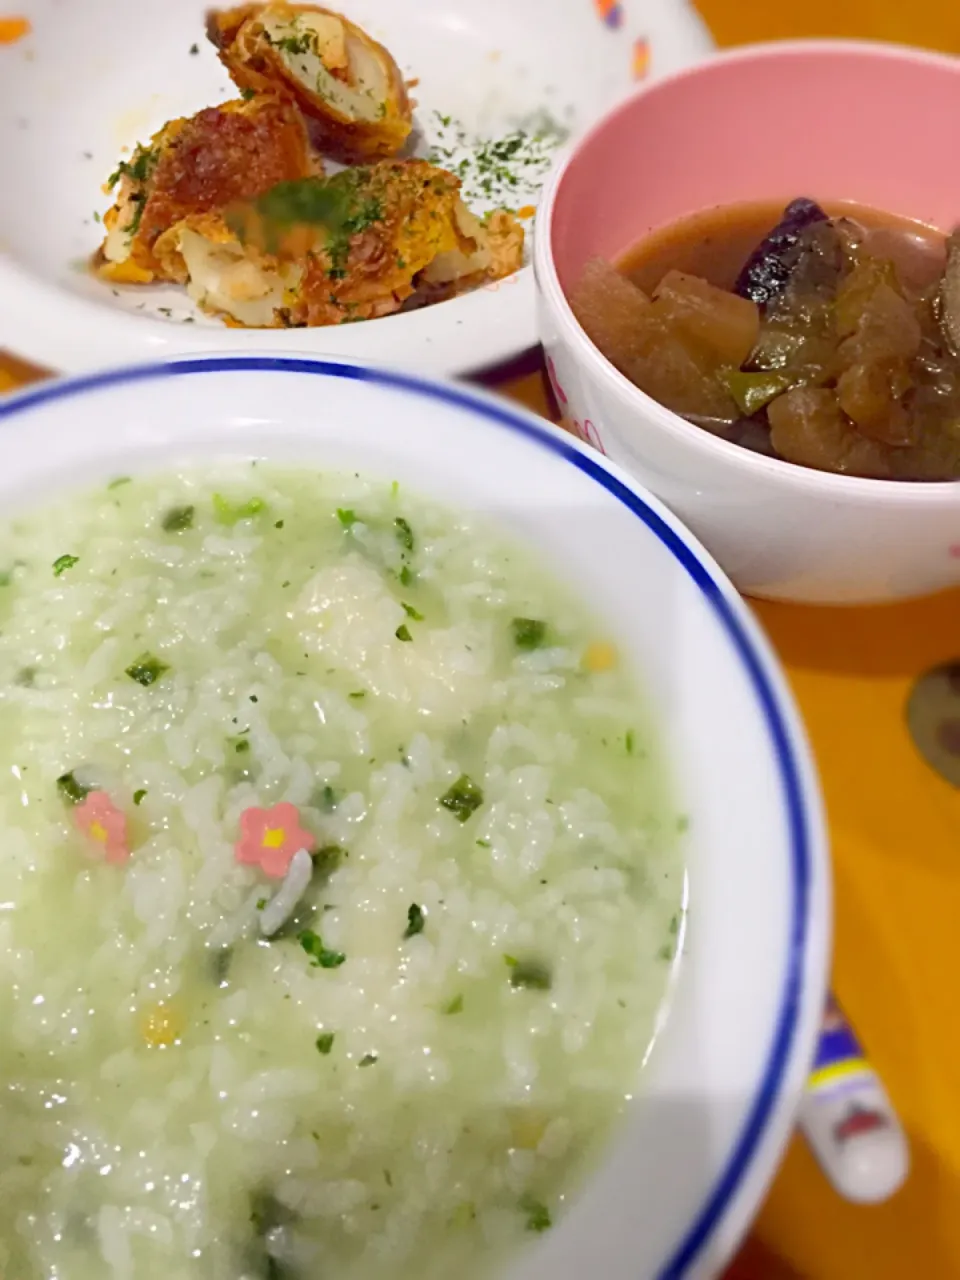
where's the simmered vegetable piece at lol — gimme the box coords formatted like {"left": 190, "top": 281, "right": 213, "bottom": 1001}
{"left": 767, "top": 388, "right": 893, "bottom": 478}
{"left": 573, "top": 196, "right": 960, "bottom": 479}
{"left": 652, "top": 270, "right": 759, "bottom": 366}
{"left": 733, "top": 197, "right": 829, "bottom": 306}
{"left": 569, "top": 259, "right": 740, "bottom": 421}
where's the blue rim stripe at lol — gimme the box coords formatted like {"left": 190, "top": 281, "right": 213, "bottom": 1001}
{"left": 0, "top": 355, "right": 811, "bottom": 1278}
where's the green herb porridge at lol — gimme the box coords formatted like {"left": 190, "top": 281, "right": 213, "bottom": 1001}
{"left": 0, "top": 466, "right": 682, "bottom": 1279}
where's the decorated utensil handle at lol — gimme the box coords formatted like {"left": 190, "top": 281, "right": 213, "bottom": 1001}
{"left": 798, "top": 994, "right": 909, "bottom": 1203}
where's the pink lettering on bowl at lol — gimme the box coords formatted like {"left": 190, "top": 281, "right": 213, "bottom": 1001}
{"left": 580, "top": 417, "right": 607, "bottom": 454}
{"left": 546, "top": 355, "right": 569, "bottom": 406}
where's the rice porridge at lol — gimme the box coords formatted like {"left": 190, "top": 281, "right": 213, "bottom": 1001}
{"left": 0, "top": 466, "right": 682, "bottom": 1279}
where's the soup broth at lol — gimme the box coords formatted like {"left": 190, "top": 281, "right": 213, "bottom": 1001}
{"left": 620, "top": 201, "right": 946, "bottom": 297}
{"left": 570, "top": 197, "right": 960, "bottom": 480}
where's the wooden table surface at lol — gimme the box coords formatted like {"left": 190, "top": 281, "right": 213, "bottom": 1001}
{"left": 4, "top": 1, "right": 960, "bottom": 1276}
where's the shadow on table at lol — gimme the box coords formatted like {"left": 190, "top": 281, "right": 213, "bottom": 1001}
{"left": 723, "top": 1234, "right": 806, "bottom": 1280}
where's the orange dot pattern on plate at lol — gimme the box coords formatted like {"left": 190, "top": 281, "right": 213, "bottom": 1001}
{"left": 0, "top": 15, "right": 30, "bottom": 43}
{"left": 632, "top": 36, "right": 651, "bottom": 79}
{"left": 594, "top": 0, "right": 624, "bottom": 29}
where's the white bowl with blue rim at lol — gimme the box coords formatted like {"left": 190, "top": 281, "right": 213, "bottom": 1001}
{"left": 0, "top": 353, "right": 829, "bottom": 1278}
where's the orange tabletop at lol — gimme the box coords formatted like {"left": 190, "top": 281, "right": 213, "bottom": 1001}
{"left": 3, "top": 2, "right": 960, "bottom": 1276}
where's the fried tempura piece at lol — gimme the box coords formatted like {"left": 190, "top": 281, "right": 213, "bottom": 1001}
{"left": 154, "top": 160, "right": 525, "bottom": 328}
{"left": 206, "top": 2, "right": 412, "bottom": 162}
{"left": 96, "top": 94, "right": 317, "bottom": 285}
{"left": 155, "top": 212, "right": 305, "bottom": 326}
{"left": 413, "top": 207, "right": 525, "bottom": 305}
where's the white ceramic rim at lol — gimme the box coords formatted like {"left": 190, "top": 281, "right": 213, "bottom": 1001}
{"left": 0, "top": 352, "right": 829, "bottom": 1277}
{"left": 0, "top": 250, "right": 540, "bottom": 378}
{"left": 534, "top": 36, "right": 960, "bottom": 504}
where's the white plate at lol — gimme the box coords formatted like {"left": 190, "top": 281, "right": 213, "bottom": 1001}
{"left": 0, "top": 352, "right": 830, "bottom": 1277}
{"left": 0, "top": 0, "right": 712, "bottom": 376}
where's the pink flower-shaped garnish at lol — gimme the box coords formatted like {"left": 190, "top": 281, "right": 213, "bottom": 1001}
{"left": 236, "top": 803, "right": 316, "bottom": 878}
{"left": 74, "top": 791, "right": 130, "bottom": 865}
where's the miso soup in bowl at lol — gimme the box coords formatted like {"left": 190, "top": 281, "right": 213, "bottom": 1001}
{"left": 536, "top": 40, "right": 960, "bottom": 603}
{"left": 0, "top": 354, "right": 829, "bottom": 1279}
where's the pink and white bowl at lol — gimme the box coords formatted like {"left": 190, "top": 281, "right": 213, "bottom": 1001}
{"left": 535, "top": 40, "right": 960, "bottom": 606}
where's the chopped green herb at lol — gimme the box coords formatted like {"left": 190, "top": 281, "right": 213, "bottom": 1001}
{"left": 395, "top": 623, "right": 412, "bottom": 643}
{"left": 125, "top": 653, "right": 169, "bottom": 686}
{"left": 443, "top": 994, "right": 464, "bottom": 1015}
{"left": 189, "top": 41, "right": 199, "bottom": 53}
{"left": 266, "top": 1251, "right": 297, "bottom": 1278}
{"left": 519, "top": 1194, "right": 551, "bottom": 1233}
{"left": 511, "top": 617, "right": 546, "bottom": 650}
{"left": 212, "top": 493, "right": 265, "bottom": 524}
{"left": 320, "top": 784, "right": 338, "bottom": 811}
{"left": 15, "top": 667, "right": 35, "bottom": 687}
{"left": 299, "top": 929, "right": 345, "bottom": 969}
{"left": 451, "top": 1201, "right": 477, "bottom": 1227}
{"left": 107, "top": 476, "right": 132, "bottom": 490}
{"left": 161, "top": 504, "right": 194, "bottom": 532}
{"left": 439, "top": 774, "right": 484, "bottom": 822}
{"left": 107, "top": 145, "right": 159, "bottom": 190}
{"left": 273, "top": 519, "right": 284, "bottom": 529}
{"left": 358, "top": 1052, "right": 378, "bottom": 1067}
{"left": 57, "top": 771, "right": 92, "bottom": 805}
{"left": 403, "top": 903, "right": 425, "bottom": 939}
{"left": 257, "top": 897, "right": 268, "bottom": 910}
{"left": 272, "top": 28, "right": 316, "bottom": 55}
{"left": 398, "top": 565, "right": 414, "bottom": 587}
{"left": 52, "top": 554, "right": 79, "bottom": 577}
{"left": 231, "top": 168, "right": 381, "bottom": 264}
{"left": 503, "top": 954, "right": 518, "bottom": 968}
{"left": 233, "top": 738, "right": 251, "bottom": 754}
{"left": 625, "top": 729, "right": 635, "bottom": 755}
{"left": 316, "top": 1031, "right": 335, "bottom": 1055}
{"left": 240, "top": 86, "right": 257, "bottom": 100}
{"left": 401, "top": 602, "right": 423, "bottom": 621}
{"left": 394, "top": 516, "right": 414, "bottom": 551}
{"left": 336, "top": 507, "right": 357, "bottom": 527}
{"left": 124, "top": 192, "right": 146, "bottom": 235}
{"left": 428, "top": 113, "right": 566, "bottom": 207}
{"left": 313, "top": 845, "right": 344, "bottom": 878}
{"left": 249, "top": 1190, "right": 292, "bottom": 1238}
{"left": 509, "top": 959, "right": 552, "bottom": 990}
{"left": 348, "top": 690, "right": 366, "bottom": 700}
{"left": 133, "top": 788, "right": 147, "bottom": 806}
{"left": 210, "top": 946, "right": 233, "bottom": 984}
{"left": 476, "top": 838, "right": 491, "bottom": 848}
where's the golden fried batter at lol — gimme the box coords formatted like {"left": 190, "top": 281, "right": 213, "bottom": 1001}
{"left": 206, "top": 2, "right": 412, "bottom": 162}
{"left": 96, "top": 94, "right": 317, "bottom": 284}
{"left": 155, "top": 160, "right": 525, "bottom": 328}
